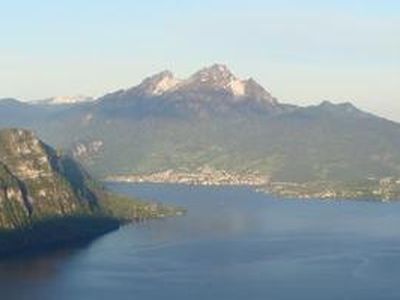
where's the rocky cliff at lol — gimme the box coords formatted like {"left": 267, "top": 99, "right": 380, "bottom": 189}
{"left": 0, "top": 128, "right": 99, "bottom": 229}
{"left": 0, "top": 128, "right": 182, "bottom": 256}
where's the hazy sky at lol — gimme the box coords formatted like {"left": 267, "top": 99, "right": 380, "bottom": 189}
{"left": 1, "top": 0, "right": 399, "bottom": 120}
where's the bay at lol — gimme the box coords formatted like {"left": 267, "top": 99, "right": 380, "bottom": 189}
{"left": 1, "top": 183, "right": 400, "bottom": 300}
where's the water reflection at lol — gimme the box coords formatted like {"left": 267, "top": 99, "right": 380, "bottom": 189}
{"left": 0, "top": 242, "right": 92, "bottom": 281}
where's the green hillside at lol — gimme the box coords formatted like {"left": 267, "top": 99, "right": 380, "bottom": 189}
{"left": 0, "top": 128, "right": 181, "bottom": 256}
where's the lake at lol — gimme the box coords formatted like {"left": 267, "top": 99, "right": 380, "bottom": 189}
{"left": 2, "top": 183, "right": 400, "bottom": 300}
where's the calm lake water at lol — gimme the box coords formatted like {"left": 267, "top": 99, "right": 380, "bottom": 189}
{"left": 2, "top": 183, "right": 400, "bottom": 300}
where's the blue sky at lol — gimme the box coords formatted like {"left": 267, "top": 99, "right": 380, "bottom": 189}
{"left": 1, "top": 0, "right": 399, "bottom": 120}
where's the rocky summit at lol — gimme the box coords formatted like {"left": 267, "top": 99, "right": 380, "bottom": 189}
{"left": 99, "top": 64, "right": 280, "bottom": 113}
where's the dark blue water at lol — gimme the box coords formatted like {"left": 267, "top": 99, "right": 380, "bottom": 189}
{"left": 2, "top": 183, "right": 400, "bottom": 300}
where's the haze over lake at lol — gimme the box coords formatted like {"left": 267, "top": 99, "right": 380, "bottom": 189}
{"left": 1, "top": 183, "right": 400, "bottom": 300}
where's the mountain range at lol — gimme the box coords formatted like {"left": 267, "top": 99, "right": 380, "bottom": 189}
{"left": 1, "top": 64, "right": 400, "bottom": 188}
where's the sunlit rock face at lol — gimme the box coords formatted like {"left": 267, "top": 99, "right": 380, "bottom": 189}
{"left": 99, "top": 64, "right": 279, "bottom": 111}
{"left": 176, "top": 64, "right": 276, "bottom": 103}
{"left": 0, "top": 129, "right": 98, "bottom": 229}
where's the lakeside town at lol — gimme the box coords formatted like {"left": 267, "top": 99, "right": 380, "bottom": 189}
{"left": 106, "top": 167, "right": 400, "bottom": 201}
{"left": 258, "top": 177, "right": 400, "bottom": 201}
{"left": 105, "top": 167, "right": 269, "bottom": 186}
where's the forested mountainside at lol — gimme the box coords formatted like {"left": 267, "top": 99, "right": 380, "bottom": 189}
{"left": 0, "top": 128, "right": 181, "bottom": 256}
{"left": 1, "top": 65, "right": 400, "bottom": 190}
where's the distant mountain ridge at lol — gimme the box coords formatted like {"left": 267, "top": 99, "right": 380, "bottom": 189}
{"left": 1, "top": 64, "right": 400, "bottom": 192}
{"left": 33, "top": 95, "right": 95, "bottom": 105}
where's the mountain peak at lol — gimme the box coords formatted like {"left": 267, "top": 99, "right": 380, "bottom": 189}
{"left": 183, "top": 64, "right": 249, "bottom": 97}
{"left": 149, "top": 70, "right": 175, "bottom": 81}
{"left": 129, "top": 70, "right": 180, "bottom": 96}
{"left": 184, "top": 64, "right": 277, "bottom": 104}
{"left": 188, "top": 63, "right": 238, "bottom": 86}
{"left": 199, "top": 63, "right": 235, "bottom": 77}
{"left": 102, "top": 64, "right": 279, "bottom": 107}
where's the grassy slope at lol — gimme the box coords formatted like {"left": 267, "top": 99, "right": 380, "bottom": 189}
{"left": 40, "top": 112, "right": 400, "bottom": 184}
{"left": 3, "top": 100, "right": 400, "bottom": 184}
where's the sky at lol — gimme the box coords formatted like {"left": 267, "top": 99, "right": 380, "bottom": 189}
{"left": 0, "top": 0, "right": 399, "bottom": 120}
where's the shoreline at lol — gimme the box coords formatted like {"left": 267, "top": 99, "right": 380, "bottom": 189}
{"left": 104, "top": 169, "right": 269, "bottom": 187}
{"left": 105, "top": 176, "right": 400, "bottom": 202}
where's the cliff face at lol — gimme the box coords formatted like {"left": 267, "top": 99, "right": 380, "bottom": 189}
{"left": 0, "top": 128, "right": 183, "bottom": 256}
{"left": 0, "top": 128, "right": 98, "bottom": 229}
